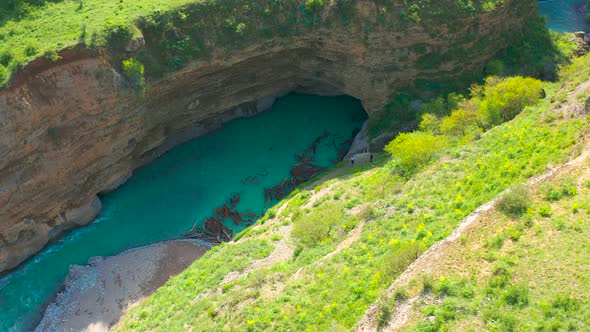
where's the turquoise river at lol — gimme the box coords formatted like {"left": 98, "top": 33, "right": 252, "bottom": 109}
{"left": 0, "top": 94, "right": 366, "bottom": 331}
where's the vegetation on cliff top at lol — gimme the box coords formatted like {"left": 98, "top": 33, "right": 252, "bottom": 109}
{"left": 0, "top": 0, "right": 512, "bottom": 87}
{"left": 115, "top": 49, "right": 589, "bottom": 331}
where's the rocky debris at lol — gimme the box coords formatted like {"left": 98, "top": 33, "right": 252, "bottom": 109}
{"left": 344, "top": 121, "right": 369, "bottom": 159}
{"left": 264, "top": 130, "right": 359, "bottom": 203}
{"left": 573, "top": 31, "right": 589, "bottom": 56}
{"left": 187, "top": 194, "right": 261, "bottom": 243}
{"left": 125, "top": 36, "right": 145, "bottom": 53}
{"left": 36, "top": 240, "right": 210, "bottom": 332}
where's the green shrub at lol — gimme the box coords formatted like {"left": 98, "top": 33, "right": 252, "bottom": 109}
{"left": 385, "top": 132, "right": 448, "bottom": 172}
{"left": 434, "top": 277, "right": 461, "bottom": 297}
{"left": 305, "top": 0, "right": 324, "bottom": 14}
{"left": 291, "top": 202, "right": 356, "bottom": 247}
{"left": 419, "top": 113, "right": 442, "bottom": 134}
{"left": 121, "top": 58, "right": 146, "bottom": 95}
{"left": 384, "top": 241, "right": 426, "bottom": 277}
{"left": 0, "top": 51, "right": 13, "bottom": 67}
{"left": 480, "top": 76, "right": 544, "bottom": 125}
{"left": 439, "top": 108, "right": 480, "bottom": 137}
{"left": 43, "top": 49, "right": 61, "bottom": 62}
{"left": 542, "top": 181, "right": 577, "bottom": 201}
{"left": 502, "top": 284, "right": 529, "bottom": 307}
{"left": 0, "top": 65, "right": 9, "bottom": 88}
{"left": 103, "top": 22, "right": 134, "bottom": 51}
{"left": 539, "top": 205, "right": 552, "bottom": 218}
{"left": 393, "top": 287, "right": 408, "bottom": 302}
{"left": 24, "top": 44, "right": 38, "bottom": 57}
{"left": 485, "top": 59, "right": 505, "bottom": 76}
{"left": 496, "top": 185, "right": 530, "bottom": 217}
{"left": 422, "top": 275, "right": 434, "bottom": 294}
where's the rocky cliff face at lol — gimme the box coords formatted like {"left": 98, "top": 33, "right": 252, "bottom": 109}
{"left": 0, "top": 0, "right": 534, "bottom": 272}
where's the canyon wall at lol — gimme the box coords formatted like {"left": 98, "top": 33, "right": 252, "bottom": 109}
{"left": 0, "top": 0, "right": 534, "bottom": 272}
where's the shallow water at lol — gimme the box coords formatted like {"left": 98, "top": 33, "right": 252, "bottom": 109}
{"left": 0, "top": 94, "right": 366, "bottom": 331}
{"left": 539, "top": 0, "right": 590, "bottom": 32}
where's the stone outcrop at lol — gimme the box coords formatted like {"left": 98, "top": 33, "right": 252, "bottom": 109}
{"left": 0, "top": 0, "right": 535, "bottom": 272}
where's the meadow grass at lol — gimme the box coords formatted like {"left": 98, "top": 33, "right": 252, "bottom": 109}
{"left": 1, "top": 0, "right": 511, "bottom": 88}
{"left": 0, "top": 0, "right": 194, "bottom": 76}
{"left": 403, "top": 148, "right": 590, "bottom": 331}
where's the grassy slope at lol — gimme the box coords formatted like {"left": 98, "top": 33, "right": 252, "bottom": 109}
{"left": 0, "top": 0, "right": 192, "bottom": 74}
{"left": 0, "top": 0, "right": 509, "bottom": 87}
{"left": 367, "top": 54, "right": 590, "bottom": 331}
{"left": 387, "top": 145, "right": 590, "bottom": 331}
{"left": 115, "top": 56, "right": 589, "bottom": 331}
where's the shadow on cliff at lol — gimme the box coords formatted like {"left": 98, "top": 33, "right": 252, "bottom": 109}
{"left": 495, "top": 10, "right": 578, "bottom": 81}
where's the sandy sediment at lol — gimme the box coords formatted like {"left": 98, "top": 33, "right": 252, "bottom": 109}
{"left": 35, "top": 240, "right": 210, "bottom": 332}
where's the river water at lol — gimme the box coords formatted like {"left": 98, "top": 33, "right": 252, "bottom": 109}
{"left": 0, "top": 94, "right": 366, "bottom": 331}
{"left": 539, "top": 0, "right": 590, "bottom": 32}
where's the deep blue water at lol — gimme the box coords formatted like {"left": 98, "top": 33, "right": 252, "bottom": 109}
{"left": 539, "top": 0, "right": 590, "bottom": 32}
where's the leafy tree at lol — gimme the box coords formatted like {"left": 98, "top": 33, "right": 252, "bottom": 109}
{"left": 419, "top": 113, "right": 442, "bottom": 134}
{"left": 440, "top": 108, "right": 479, "bottom": 137}
{"left": 385, "top": 132, "right": 448, "bottom": 172}
{"left": 480, "top": 76, "right": 544, "bottom": 125}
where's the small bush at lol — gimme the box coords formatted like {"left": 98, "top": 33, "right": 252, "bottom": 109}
{"left": 384, "top": 241, "right": 426, "bottom": 277}
{"left": 502, "top": 284, "right": 529, "bottom": 307}
{"left": 496, "top": 185, "right": 530, "bottom": 216}
{"left": 393, "top": 287, "right": 408, "bottom": 302}
{"left": 539, "top": 206, "right": 552, "bottom": 218}
{"left": 43, "top": 49, "right": 61, "bottom": 62}
{"left": 542, "top": 181, "right": 577, "bottom": 201}
{"left": 0, "top": 51, "right": 13, "bottom": 67}
{"left": 358, "top": 205, "right": 375, "bottom": 221}
{"left": 291, "top": 202, "right": 356, "bottom": 247}
{"left": 305, "top": 0, "right": 324, "bottom": 14}
{"left": 103, "top": 22, "right": 134, "bottom": 51}
{"left": 434, "top": 277, "right": 461, "bottom": 297}
{"left": 121, "top": 58, "right": 146, "bottom": 95}
{"left": 422, "top": 275, "right": 434, "bottom": 294}
{"left": 24, "top": 44, "right": 38, "bottom": 57}
{"left": 377, "top": 300, "right": 394, "bottom": 329}
{"left": 0, "top": 65, "right": 9, "bottom": 88}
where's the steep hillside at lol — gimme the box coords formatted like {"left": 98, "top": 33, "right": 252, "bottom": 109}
{"left": 114, "top": 54, "right": 590, "bottom": 331}
{"left": 0, "top": 0, "right": 536, "bottom": 272}
{"left": 360, "top": 57, "right": 590, "bottom": 331}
